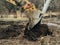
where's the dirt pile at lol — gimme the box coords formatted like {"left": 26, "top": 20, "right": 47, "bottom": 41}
{"left": 24, "top": 22, "right": 52, "bottom": 41}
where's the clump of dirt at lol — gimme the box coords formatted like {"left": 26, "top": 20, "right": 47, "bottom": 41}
{"left": 24, "top": 22, "right": 52, "bottom": 41}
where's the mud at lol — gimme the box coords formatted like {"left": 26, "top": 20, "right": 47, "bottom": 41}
{"left": 0, "top": 20, "right": 60, "bottom": 45}
{"left": 24, "top": 22, "right": 52, "bottom": 41}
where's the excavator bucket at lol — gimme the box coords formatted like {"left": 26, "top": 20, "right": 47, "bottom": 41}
{"left": 24, "top": 0, "right": 52, "bottom": 41}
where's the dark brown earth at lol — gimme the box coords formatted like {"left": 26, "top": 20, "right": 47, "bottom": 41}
{"left": 0, "top": 18, "right": 60, "bottom": 45}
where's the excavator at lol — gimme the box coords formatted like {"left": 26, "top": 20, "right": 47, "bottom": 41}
{"left": 8, "top": 0, "right": 52, "bottom": 41}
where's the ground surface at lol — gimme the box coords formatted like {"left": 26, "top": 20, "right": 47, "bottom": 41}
{"left": 0, "top": 17, "right": 60, "bottom": 45}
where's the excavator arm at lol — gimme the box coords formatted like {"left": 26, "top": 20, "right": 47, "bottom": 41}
{"left": 24, "top": 0, "right": 52, "bottom": 41}
{"left": 26, "top": 0, "right": 52, "bottom": 30}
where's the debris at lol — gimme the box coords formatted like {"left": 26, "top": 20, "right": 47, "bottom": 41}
{"left": 24, "top": 21, "right": 52, "bottom": 41}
